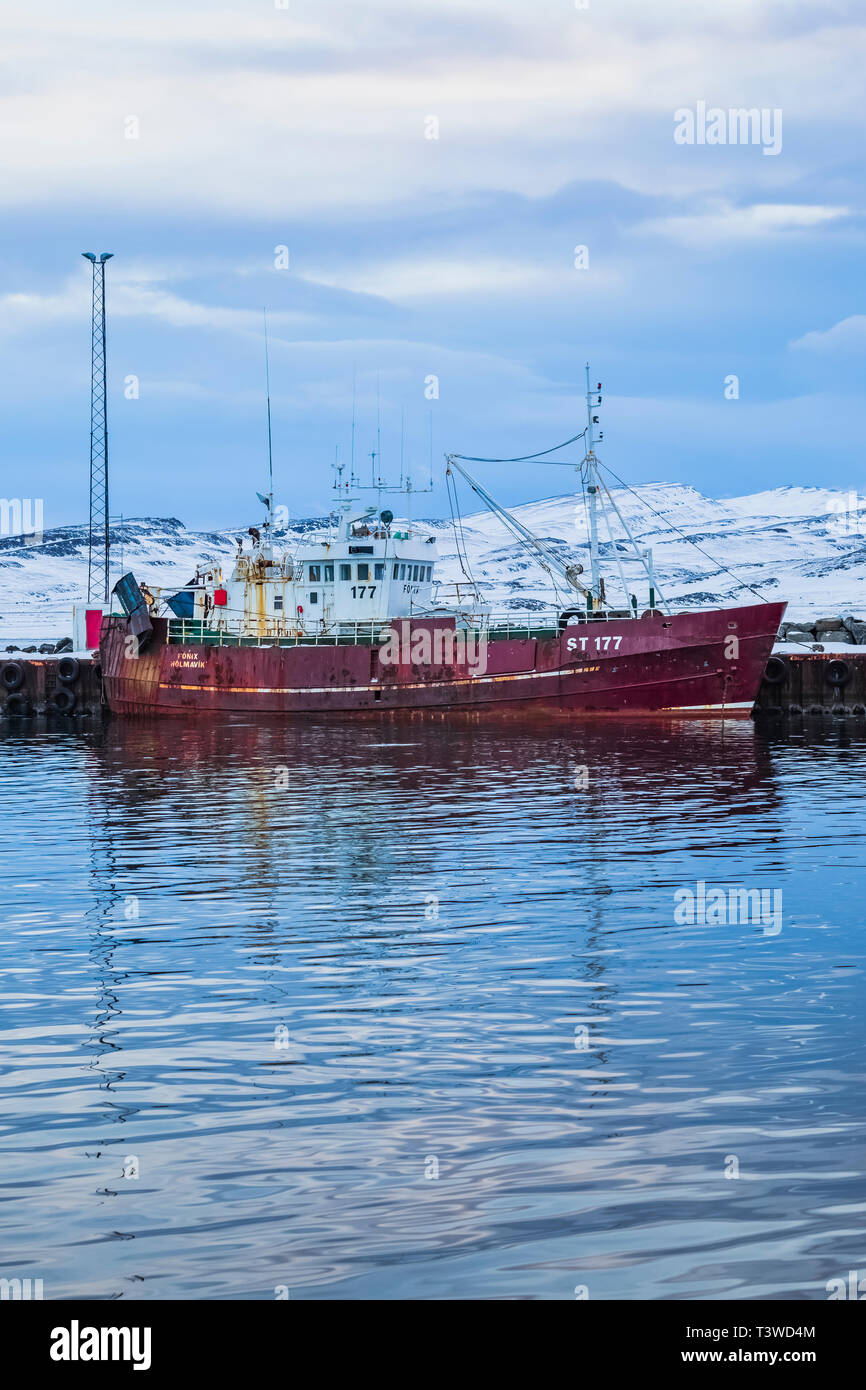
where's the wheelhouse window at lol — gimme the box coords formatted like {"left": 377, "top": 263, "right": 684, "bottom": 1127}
{"left": 412, "top": 565, "right": 419, "bottom": 581}
{"left": 393, "top": 562, "right": 400, "bottom": 578}
{"left": 339, "top": 564, "right": 351, "bottom": 581}
{"left": 374, "top": 563, "right": 385, "bottom": 580}
{"left": 309, "top": 564, "right": 321, "bottom": 582}
{"left": 324, "top": 563, "right": 334, "bottom": 582}
{"left": 357, "top": 563, "right": 370, "bottom": 581}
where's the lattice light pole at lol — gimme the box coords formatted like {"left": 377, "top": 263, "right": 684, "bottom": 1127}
{"left": 82, "top": 251, "right": 113, "bottom": 603}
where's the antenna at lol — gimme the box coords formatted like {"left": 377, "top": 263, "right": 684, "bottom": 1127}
{"left": 375, "top": 371, "right": 381, "bottom": 485}
{"left": 262, "top": 308, "right": 274, "bottom": 528}
{"left": 82, "top": 251, "right": 113, "bottom": 604}
{"left": 331, "top": 444, "right": 346, "bottom": 519}
{"left": 338, "top": 370, "right": 433, "bottom": 522}
{"left": 350, "top": 364, "right": 357, "bottom": 485}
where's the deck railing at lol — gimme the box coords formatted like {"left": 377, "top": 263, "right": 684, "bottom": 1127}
{"left": 166, "top": 608, "right": 634, "bottom": 648}
{"left": 167, "top": 619, "right": 391, "bottom": 648}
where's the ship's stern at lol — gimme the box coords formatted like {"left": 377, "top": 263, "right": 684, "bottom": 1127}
{"left": 100, "top": 615, "right": 168, "bottom": 715}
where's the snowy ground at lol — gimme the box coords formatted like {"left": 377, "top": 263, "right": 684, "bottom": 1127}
{"left": 774, "top": 641, "right": 866, "bottom": 653}
{"left": 2, "top": 483, "right": 865, "bottom": 640}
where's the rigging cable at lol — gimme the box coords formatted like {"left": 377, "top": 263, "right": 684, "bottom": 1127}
{"left": 451, "top": 429, "right": 587, "bottom": 465}
{"left": 599, "top": 491, "right": 633, "bottom": 614}
{"left": 445, "top": 464, "right": 478, "bottom": 592}
{"left": 452, "top": 431, "right": 769, "bottom": 612}
{"left": 448, "top": 457, "right": 567, "bottom": 608}
{"left": 595, "top": 461, "right": 772, "bottom": 607}
{"left": 593, "top": 471, "right": 670, "bottom": 613}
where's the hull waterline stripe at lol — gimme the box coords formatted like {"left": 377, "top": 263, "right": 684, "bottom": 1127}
{"left": 155, "top": 662, "right": 751, "bottom": 700}
{"left": 159, "top": 665, "right": 589, "bottom": 695}
{"left": 663, "top": 700, "right": 751, "bottom": 711}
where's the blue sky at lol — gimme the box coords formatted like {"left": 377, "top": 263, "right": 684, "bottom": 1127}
{"left": 0, "top": 0, "right": 863, "bottom": 528}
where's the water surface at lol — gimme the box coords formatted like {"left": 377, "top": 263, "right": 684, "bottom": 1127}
{"left": 1, "top": 715, "right": 864, "bottom": 1299}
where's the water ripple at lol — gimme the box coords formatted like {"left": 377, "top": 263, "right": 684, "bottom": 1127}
{"left": 0, "top": 716, "right": 864, "bottom": 1299}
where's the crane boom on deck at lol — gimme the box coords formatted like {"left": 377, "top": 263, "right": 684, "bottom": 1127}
{"left": 445, "top": 454, "right": 591, "bottom": 601}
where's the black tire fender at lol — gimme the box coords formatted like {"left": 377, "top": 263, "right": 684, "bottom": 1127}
{"left": 4, "top": 692, "right": 30, "bottom": 717}
{"left": 52, "top": 687, "right": 76, "bottom": 714}
{"left": 1, "top": 661, "right": 24, "bottom": 691}
{"left": 57, "top": 656, "right": 81, "bottom": 684}
{"left": 763, "top": 656, "right": 789, "bottom": 685}
{"left": 825, "top": 659, "right": 851, "bottom": 688}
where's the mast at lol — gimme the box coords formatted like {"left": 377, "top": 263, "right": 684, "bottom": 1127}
{"left": 375, "top": 371, "right": 381, "bottom": 485}
{"left": 583, "top": 363, "right": 603, "bottom": 607}
{"left": 262, "top": 309, "right": 275, "bottom": 530}
{"left": 350, "top": 366, "right": 357, "bottom": 485}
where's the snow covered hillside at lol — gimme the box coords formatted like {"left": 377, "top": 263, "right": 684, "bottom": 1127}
{"left": 2, "top": 483, "right": 865, "bottom": 638}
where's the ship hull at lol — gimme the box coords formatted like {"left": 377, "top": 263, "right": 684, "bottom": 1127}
{"left": 100, "top": 603, "right": 785, "bottom": 718}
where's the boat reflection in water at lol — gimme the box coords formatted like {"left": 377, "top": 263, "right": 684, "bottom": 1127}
{"left": 4, "top": 713, "right": 864, "bottom": 1299}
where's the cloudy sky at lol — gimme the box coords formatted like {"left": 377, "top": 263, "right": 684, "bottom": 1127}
{"left": 1, "top": 0, "right": 863, "bottom": 527}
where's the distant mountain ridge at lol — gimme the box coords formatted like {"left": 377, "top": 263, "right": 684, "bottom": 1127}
{"left": 2, "top": 483, "right": 865, "bottom": 636}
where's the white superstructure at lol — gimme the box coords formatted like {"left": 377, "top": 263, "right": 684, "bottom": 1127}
{"left": 167, "top": 496, "right": 438, "bottom": 639}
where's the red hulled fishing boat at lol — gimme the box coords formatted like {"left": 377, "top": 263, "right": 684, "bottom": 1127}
{"left": 100, "top": 368, "right": 785, "bottom": 718}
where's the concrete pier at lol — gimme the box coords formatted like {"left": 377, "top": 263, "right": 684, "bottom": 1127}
{"left": 754, "top": 650, "right": 866, "bottom": 720}
{"left": 0, "top": 653, "right": 103, "bottom": 719}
